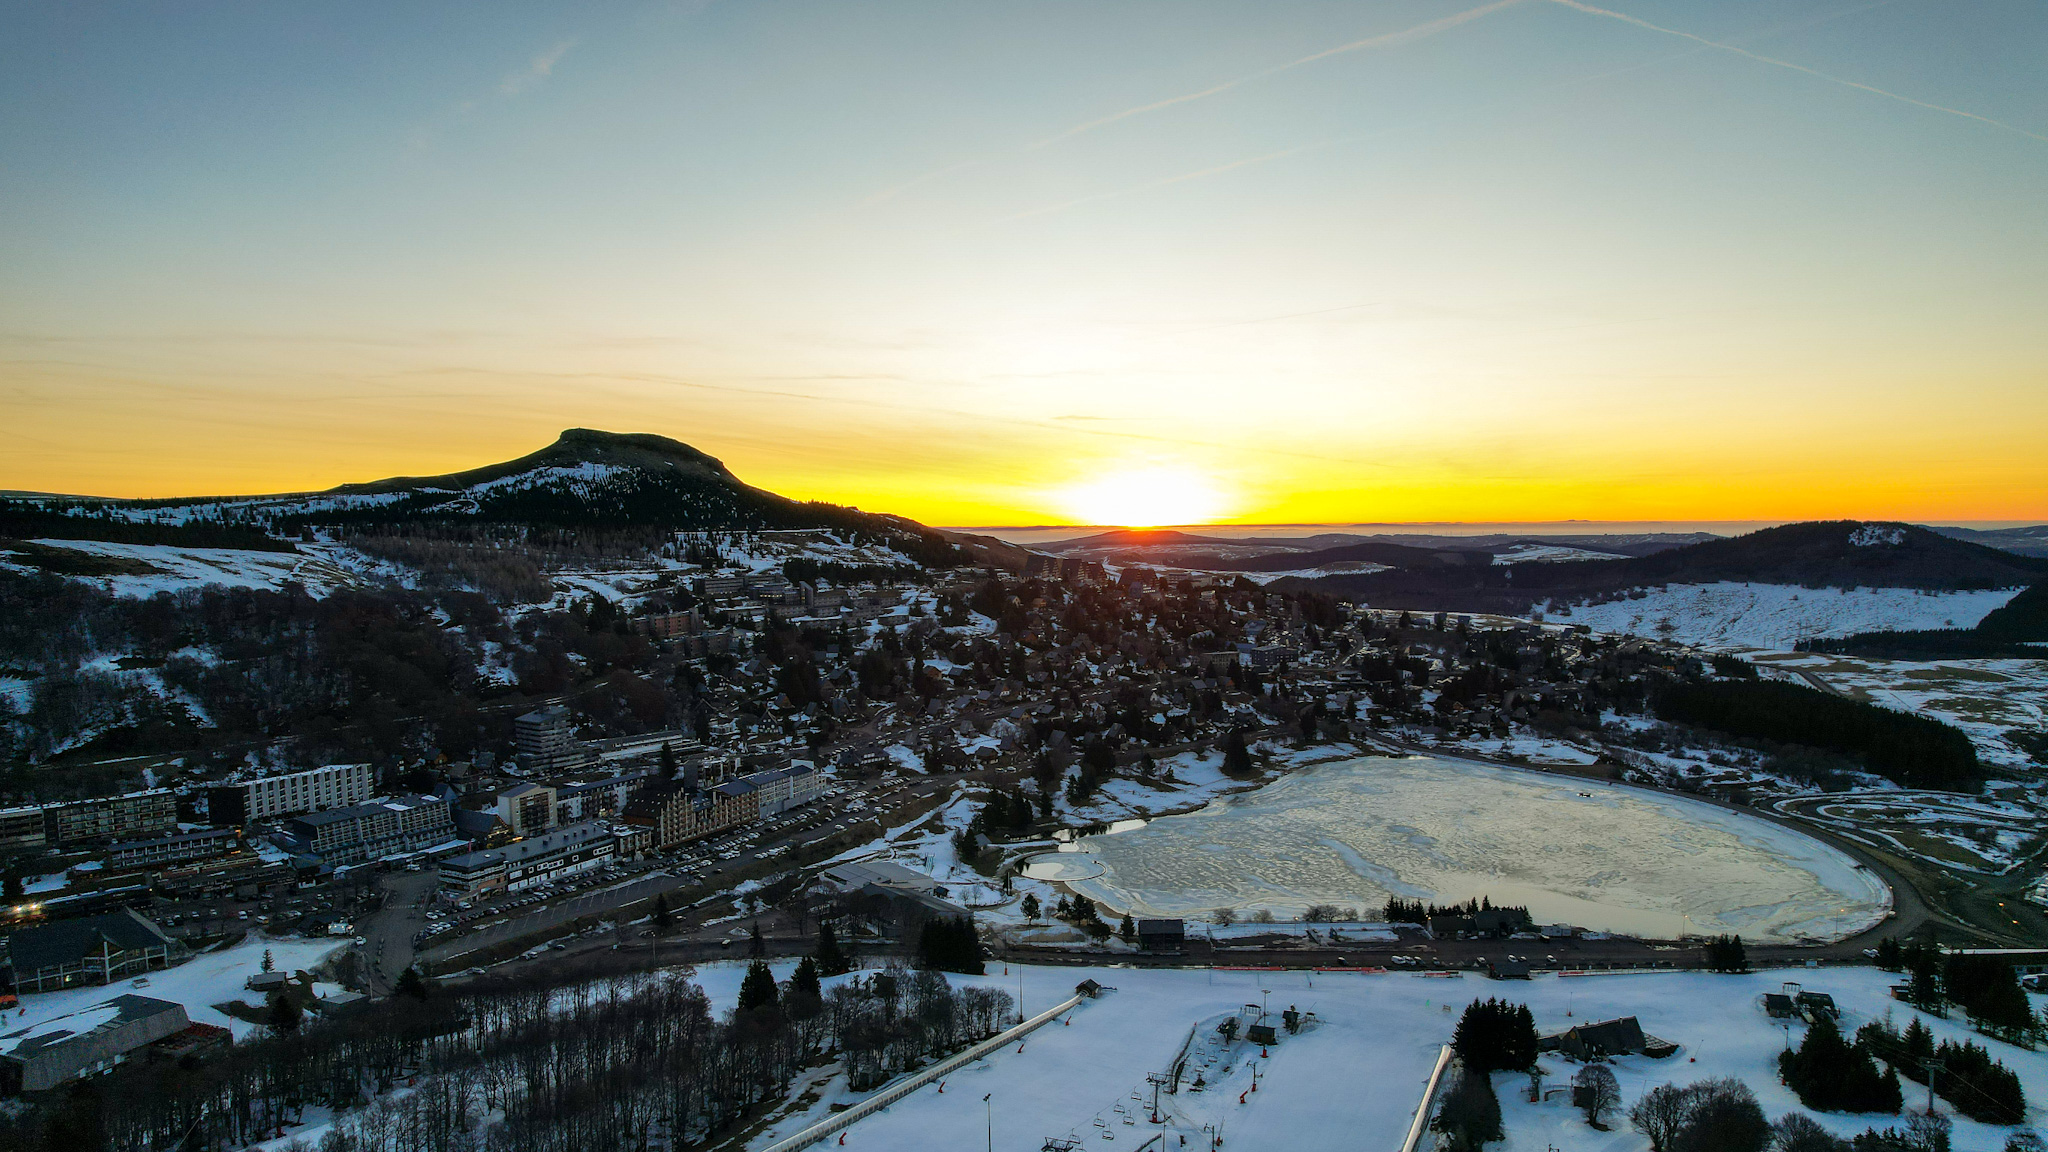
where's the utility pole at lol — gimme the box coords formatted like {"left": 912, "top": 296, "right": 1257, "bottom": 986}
{"left": 984, "top": 1093, "right": 993, "bottom": 1152}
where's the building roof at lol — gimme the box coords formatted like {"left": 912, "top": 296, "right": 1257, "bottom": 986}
{"left": 1136, "top": 919, "right": 1185, "bottom": 934}
{"left": 440, "top": 820, "right": 613, "bottom": 873}
{"left": 4, "top": 909, "right": 178, "bottom": 974}
{"left": 292, "top": 795, "right": 443, "bottom": 827}
{"left": 1565, "top": 1016, "right": 1646, "bottom": 1054}
{"left": 821, "top": 860, "right": 937, "bottom": 893}
{"left": 0, "top": 995, "right": 186, "bottom": 1062}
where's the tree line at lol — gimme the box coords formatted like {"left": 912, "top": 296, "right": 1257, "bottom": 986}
{"left": 1651, "top": 680, "right": 1980, "bottom": 790}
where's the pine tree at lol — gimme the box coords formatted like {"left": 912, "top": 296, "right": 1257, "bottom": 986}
{"left": 652, "top": 892, "right": 673, "bottom": 932}
{"left": 749, "top": 922, "right": 766, "bottom": 958}
{"left": 1120, "top": 914, "right": 1136, "bottom": 942}
{"left": 396, "top": 966, "right": 428, "bottom": 1001}
{"left": 261, "top": 948, "right": 275, "bottom": 973}
{"left": 267, "top": 990, "right": 301, "bottom": 1034}
{"left": 1021, "top": 893, "right": 1041, "bottom": 920}
{"left": 814, "top": 920, "right": 850, "bottom": 976}
{"left": 1222, "top": 729, "right": 1255, "bottom": 778}
{"left": 739, "top": 959, "right": 779, "bottom": 1013}
{"left": 787, "top": 955, "right": 824, "bottom": 1022}
{"left": 1704, "top": 934, "right": 1749, "bottom": 973}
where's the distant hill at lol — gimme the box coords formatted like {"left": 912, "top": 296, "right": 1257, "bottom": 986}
{"left": 1281, "top": 521, "right": 2048, "bottom": 612}
{"left": 1932, "top": 524, "right": 2048, "bottom": 559}
{"left": 1176, "top": 539, "right": 1495, "bottom": 572}
{"left": 6, "top": 429, "right": 972, "bottom": 568}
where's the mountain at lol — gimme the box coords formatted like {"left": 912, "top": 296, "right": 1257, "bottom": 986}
{"left": 1280, "top": 521, "right": 2048, "bottom": 613}
{"left": 4, "top": 429, "right": 972, "bottom": 567}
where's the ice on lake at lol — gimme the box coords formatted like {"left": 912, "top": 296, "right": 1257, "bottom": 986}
{"left": 1065, "top": 755, "right": 1889, "bottom": 942}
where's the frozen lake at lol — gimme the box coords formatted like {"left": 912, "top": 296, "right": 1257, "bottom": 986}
{"left": 1063, "top": 755, "right": 1889, "bottom": 942}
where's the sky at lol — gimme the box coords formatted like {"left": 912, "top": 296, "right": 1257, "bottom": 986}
{"left": 2, "top": 1, "right": 2045, "bottom": 526}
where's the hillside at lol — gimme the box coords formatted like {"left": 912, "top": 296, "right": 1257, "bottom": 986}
{"left": 1281, "top": 521, "right": 2048, "bottom": 613}
{"left": 7, "top": 429, "right": 971, "bottom": 567}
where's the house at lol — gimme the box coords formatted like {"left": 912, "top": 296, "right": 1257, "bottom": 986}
{"left": 1075, "top": 979, "right": 1104, "bottom": 999}
{"left": 1541, "top": 1016, "right": 1677, "bottom": 1060}
{"left": 244, "top": 971, "right": 289, "bottom": 994}
{"left": 1136, "top": 919, "right": 1185, "bottom": 953}
{"left": 3, "top": 910, "right": 187, "bottom": 993}
{"left": 0, "top": 995, "right": 190, "bottom": 1092}
{"left": 1762, "top": 993, "right": 1798, "bottom": 1019}
{"left": 1487, "top": 958, "right": 1532, "bottom": 980}
{"left": 1795, "top": 991, "right": 1839, "bottom": 1022}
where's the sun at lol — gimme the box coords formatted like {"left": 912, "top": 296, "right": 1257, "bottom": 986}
{"left": 1057, "top": 465, "right": 1228, "bottom": 527}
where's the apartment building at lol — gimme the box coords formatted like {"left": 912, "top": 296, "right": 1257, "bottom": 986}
{"left": 205, "top": 763, "right": 373, "bottom": 826}
{"left": 43, "top": 791, "right": 178, "bottom": 846}
{"left": 284, "top": 795, "right": 455, "bottom": 867}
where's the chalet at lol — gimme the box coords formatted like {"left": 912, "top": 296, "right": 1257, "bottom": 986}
{"left": 1795, "top": 990, "right": 1839, "bottom": 1021}
{"left": 1136, "top": 919, "right": 1185, "bottom": 953}
{"left": 3, "top": 910, "right": 186, "bottom": 993}
{"left": 1541, "top": 1015, "right": 1678, "bottom": 1060}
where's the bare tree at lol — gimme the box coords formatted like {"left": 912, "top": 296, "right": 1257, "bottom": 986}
{"left": 1575, "top": 1064, "right": 1620, "bottom": 1127}
{"left": 1630, "top": 1082, "right": 1691, "bottom": 1152}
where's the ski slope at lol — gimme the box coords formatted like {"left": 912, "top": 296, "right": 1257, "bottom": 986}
{"left": 1551, "top": 583, "right": 2023, "bottom": 651}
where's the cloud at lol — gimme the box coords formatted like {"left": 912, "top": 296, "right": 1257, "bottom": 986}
{"left": 500, "top": 38, "right": 577, "bottom": 98}
{"left": 1543, "top": 0, "right": 2048, "bottom": 144}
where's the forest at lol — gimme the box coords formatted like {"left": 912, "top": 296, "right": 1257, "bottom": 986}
{"left": 1651, "top": 679, "right": 1980, "bottom": 790}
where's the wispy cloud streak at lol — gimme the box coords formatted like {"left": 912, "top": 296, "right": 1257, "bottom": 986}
{"left": 501, "top": 39, "right": 577, "bottom": 97}
{"left": 1544, "top": 0, "right": 2047, "bottom": 143}
{"left": 864, "top": 0, "right": 1522, "bottom": 205}
{"left": 1033, "top": 0, "right": 1524, "bottom": 149}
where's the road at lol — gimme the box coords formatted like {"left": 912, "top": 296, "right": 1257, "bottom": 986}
{"left": 360, "top": 870, "right": 437, "bottom": 994}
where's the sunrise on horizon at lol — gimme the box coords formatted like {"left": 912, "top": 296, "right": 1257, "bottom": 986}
{"left": 3, "top": 6, "right": 2047, "bottom": 1151}
{"left": 5, "top": 1, "right": 2047, "bottom": 526}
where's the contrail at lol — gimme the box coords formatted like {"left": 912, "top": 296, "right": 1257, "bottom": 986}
{"left": 1031, "top": 0, "right": 1526, "bottom": 149}
{"left": 864, "top": 0, "right": 1523, "bottom": 205}
{"left": 1544, "top": 0, "right": 2048, "bottom": 143}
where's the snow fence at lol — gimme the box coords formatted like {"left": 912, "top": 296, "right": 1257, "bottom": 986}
{"left": 758, "top": 990, "right": 1089, "bottom": 1152}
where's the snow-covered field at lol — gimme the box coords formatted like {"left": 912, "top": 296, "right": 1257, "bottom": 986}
{"left": 735, "top": 963, "right": 2047, "bottom": 1152}
{"left": 1751, "top": 651, "right": 2048, "bottom": 770}
{"left": 1061, "top": 755, "right": 1889, "bottom": 942}
{"left": 10, "top": 539, "right": 384, "bottom": 598}
{"left": 10, "top": 935, "right": 344, "bottom": 1041}
{"left": 1548, "top": 583, "right": 2023, "bottom": 651}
